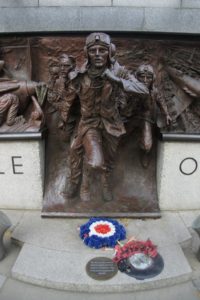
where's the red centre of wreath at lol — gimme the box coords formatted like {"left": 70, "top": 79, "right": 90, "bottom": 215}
{"left": 94, "top": 224, "right": 111, "bottom": 234}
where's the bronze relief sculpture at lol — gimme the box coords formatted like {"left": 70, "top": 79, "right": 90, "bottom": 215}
{"left": 0, "top": 58, "right": 46, "bottom": 132}
{"left": 1, "top": 33, "right": 200, "bottom": 216}
{"left": 43, "top": 33, "right": 169, "bottom": 216}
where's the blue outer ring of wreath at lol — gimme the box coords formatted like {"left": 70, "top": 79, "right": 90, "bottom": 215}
{"left": 179, "top": 157, "right": 198, "bottom": 176}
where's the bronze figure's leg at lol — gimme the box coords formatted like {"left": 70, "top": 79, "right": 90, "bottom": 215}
{"left": 0, "top": 94, "right": 20, "bottom": 126}
{"left": 139, "top": 119, "right": 153, "bottom": 168}
{"left": 67, "top": 135, "right": 83, "bottom": 198}
{"left": 102, "top": 131, "right": 119, "bottom": 202}
{"left": 80, "top": 128, "right": 104, "bottom": 201}
{"left": 79, "top": 161, "right": 91, "bottom": 202}
{"left": 5, "top": 94, "right": 20, "bottom": 126}
{"left": 82, "top": 128, "right": 104, "bottom": 170}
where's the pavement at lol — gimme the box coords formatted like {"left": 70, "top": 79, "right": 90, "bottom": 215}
{"left": 0, "top": 210, "right": 200, "bottom": 299}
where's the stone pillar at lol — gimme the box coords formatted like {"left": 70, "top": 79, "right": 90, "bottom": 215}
{"left": 157, "top": 134, "right": 200, "bottom": 210}
{"left": 0, "top": 132, "right": 45, "bottom": 210}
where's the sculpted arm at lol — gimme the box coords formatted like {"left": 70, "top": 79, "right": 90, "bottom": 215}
{"left": 154, "top": 89, "right": 172, "bottom": 125}
{"left": 60, "top": 83, "right": 77, "bottom": 124}
{"left": 103, "top": 68, "right": 149, "bottom": 96}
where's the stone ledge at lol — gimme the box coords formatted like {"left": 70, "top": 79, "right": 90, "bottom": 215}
{"left": 0, "top": 7, "right": 199, "bottom": 33}
{"left": 113, "top": 0, "right": 181, "bottom": 8}
{"left": 11, "top": 243, "right": 192, "bottom": 293}
{"left": 39, "top": 0, "right": 112, "bottom": 6}
{"left": 79, "top": 7, "right": 144, "bottom": 31}
{"left": 144, "top": 8, "right": 200, "bottom": 33}
{"left": 0, "top": 0, "right": 38, "bottom": 7}
{"left": 182, "top": 0, "right": 200, "bottom": 8}
{"left": 0, "top": 7, "right": 81, "bottom": 33}
{"left": 11, "top": 212, "right": 191, "bottom": 252}
{"left": 10, "top": 211, "right": 193, "bottom": 292}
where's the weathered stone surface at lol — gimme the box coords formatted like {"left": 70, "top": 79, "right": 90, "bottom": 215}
{"left": 80, "top": 7, "right": 144, "bottom": 31}
{"left": 0, "top": 7, "right": 144, "bottom": 33}
{"left": 113, "top": 0, "right": 181, "bottom": 8}
{"left": 126, "top": 213, "right": 191, "bottom": 247}
{"left": 1, "top": 210, "right": 24, "bottom": 229}
{"left": 179, "top": 211, "right": 200, "bottom": 228}
{"left": 39, "top": 0, "right": 111, "bottom": 6}
{"left": 182, "top": 0, "right": 200, "bottom": 8}
{"left": 144, "top": 8, "right": 200, "bottom": 33}
{"left": 0, "top": 274, "right": 6, "bottom": 289}
{"left": 11, "top": 243, "right": 191, "bottom": 292}
{"left": 11, "top": 212, "right": 191, "bottom": 252}
{"left": 179, "top": 9, "right": 200, "bottom": 33}
{"left": 0, "top": 6, "right": 199, "bottom": 33}
{"left": 0, "top": 140, "right": 44, "bottom": 210}
{"left": 11, "top": 211, "right": 192, "bottom": 292}
{"left": 0, "top": 7, "right": 81, "bottom": 32}
{"left": 0, "top": 0, "right": 38, "bottom": 7}
{"left": 0, "top": 279, "right": 199, "bottom": 300}
{"left": 157, "top": 141, "right": 200, "bottom": 210}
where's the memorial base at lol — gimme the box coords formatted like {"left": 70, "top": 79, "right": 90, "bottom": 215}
{"left": 157, "top": 134, "right": 200, "bottom": 211}
{"left": 0, "top": 132, "right": 45, "bottom": 210}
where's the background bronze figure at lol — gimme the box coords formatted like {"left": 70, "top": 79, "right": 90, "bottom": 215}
{"left": 0, "top": 58, "right": 46, "bottom": 132}
{"left": 135, "top": 64, "right": 171, "bottom": 168}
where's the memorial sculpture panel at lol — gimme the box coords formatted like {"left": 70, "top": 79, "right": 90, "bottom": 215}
{"left": 1, "top": 33, "right": 200, "bottom": 216}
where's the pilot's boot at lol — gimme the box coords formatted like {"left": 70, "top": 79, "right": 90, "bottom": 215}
{"left": 66, "top": 181, "right": 79, "bottom": 198}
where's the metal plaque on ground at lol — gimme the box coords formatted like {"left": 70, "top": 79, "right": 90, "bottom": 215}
{"left": 86, "top": 257, "right": 118, "bottom": 280}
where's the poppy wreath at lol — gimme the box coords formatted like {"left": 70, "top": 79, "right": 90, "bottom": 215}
{"left": 112, "top": 239, "right": 164, "bottom": 280}
{"left": 113, "top": 239, "right": 158, "bottom": 263}
{"left": 79, "top": 217, "right": 126, "bottom": 249}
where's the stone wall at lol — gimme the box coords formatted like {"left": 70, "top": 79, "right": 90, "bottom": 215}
{"left": 0, "top": 0, "right": 200, "bottom": 34}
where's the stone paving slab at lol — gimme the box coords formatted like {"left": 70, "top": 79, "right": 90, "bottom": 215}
{"left": 179, "top": 211, "right": 200, "bottom": 228}
{"left": 11, "top": 211, "right": 191, "bottom": 252}
{"left": 1, "top": 210, "right": 25, "bottom": 229}
{"left": 1, "top": 279, "right": 199, "bottom": 300}
{"left": 11, "top": 243, "right": 192, "bottom": 293}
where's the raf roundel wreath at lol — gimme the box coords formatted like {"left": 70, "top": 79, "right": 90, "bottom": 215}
{"left": 79, "top": 217, "right": 126, "bottom": 249}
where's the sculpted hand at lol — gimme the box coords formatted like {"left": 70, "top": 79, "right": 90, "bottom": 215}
{"left": 102, "top": 69, "right": 121, "bottom": 84}
{"left": 166, "top": 114, "right": 172, "bottom": 126}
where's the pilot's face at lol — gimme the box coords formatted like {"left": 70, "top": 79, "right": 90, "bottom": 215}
{"left": 88, "top": 45, "right": 109, "bottom": 69}
{"left": 60, "top": 58, "right": 73, "bottom": 77}
{"left": 137, "top": 71, "right": 153, "bottom": 89}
